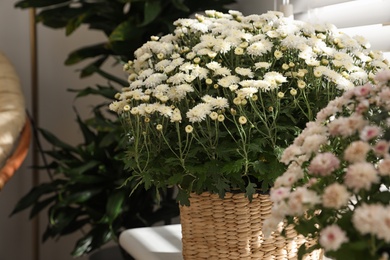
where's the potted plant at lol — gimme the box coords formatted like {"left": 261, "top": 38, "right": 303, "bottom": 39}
{"left": 109, "top": 10, "right": 388, "bottom": 259}
{"left": 12, "top": 0, "right": 236, "bottom": 258}
{"left": 264, "top": 70, "right": 390, "bottom": 260}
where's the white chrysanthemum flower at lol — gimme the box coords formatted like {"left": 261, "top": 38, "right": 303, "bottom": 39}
{"left": 206, "top": 61, "right": 221, "bottom": 71}
{"left": 170, "top": 108, "right": 182, "bottom": 122}
{"left": 281, "top": 34, "right": 306, "bottom": 49}
{"left": 204, "top": 96, "right": 229, "bottom": 109}
{"left": 239, "top": 80, "right": 270, "bottom": 90}
{"left": 190, "top": 66, "right": 209, "bottom": 80}
{"left": 186, "top": 103, "right": 213, "bottom": 123}
{"left": 143, "top": 73, "right": 168, "bottom": 87}
{"left": 167, "top": 84, "right": 194, "bottom": 101}
{"left": 247, "top": 40, "right": 273, "bottom": 56}
{"left": 171, "top": 57, "right": 184, "bottom": 67}
{"left": 211, "top": 67, "right": 230, "bottom": 77}
{"left": 264, "top": 71, "right": 287, "bottom": 87}
{"left": 148, "top": 41, "right": 176, "bottom": 55}
{"left": 236, "top": 87, "right": 258, "bottom": 98}
{"left": 235, "top": 67, "right": 254, "bottom": 77}
{"left": 213, "top": 38, "right": 232, "bottom": 53}
{"left": 155, "top": 103, "right": 173, "bottom": 117}
{"left": 167, "top": 72, "right": 187, "bottom": 85}
{"left": 155, "top": 59, "right": 171, "bottom": 71}
{"left": 254, "top": 62, "right": 271, "bottom": 70}
{"left": 138, "top": 68, "right": 154, "bottom": 80}
{"left": 218, "top": 75, "right": 240, "bottom": 88}
{"left": 109, "top": 100, "right": 128, "bottom": 113}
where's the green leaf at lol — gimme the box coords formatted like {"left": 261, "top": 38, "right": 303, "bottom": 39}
{"left": 66, "top": 12, "right": 90, "bottom": 36}
{"left": 245, "top": 182, "right": 257, "bottom": 200}
{"left": 176, "top": 188, "right": 190, "bottom": 206}
{"left": 65, "top": 43, "right": 110, "bottom": 65}
{"left": 39, "top": 128, "right": 78, "bottom": 152}
{"left": 71, "top": 233, "right": 93, "bottom": 257}
{"left": 297, "top": 243, "right": 308, "bottom": 260}
{"left": 106, "top": 190, "right": 126, "bottom": 222}
{"left": 72, "top": 226, "right": 112, "bottom": 257}
{"left": 170, "top": 0, "right": 190, "bottom": 12}
{"left": 141, "top": 1, "right": 161, "bottom": 26}
{"left": 69, "top": 84, "right": 118, "bottom": 100}
{"left": 11, "top": 182, "right": 61, "bottom": 215}
{"left": 222, "top": 159, "right": 244, "bottom": 174}
{"left": 370, "top": 191, "right": 390, "bottom": 204}
{"left": 78, "top": 57, "right": 107, "bottom": 78}
{"left": 59, "top": 189, "right": 101, "bottom": 205}
{"left": 15, "top": 0, "right": 69, "bottom": 8}
{"left": 48, "top": 206, "right": 79, "bottom": 234}
{"left": 36, "top": 6, "right": 81, "bottom": 29}
{"left": 67, "top": 160, "right": 101, "bottom": 175}
{"left": 109, "top": 20, "right": 144, "bottom": 42}
{"left": 215, "top": 178, "right": 229, "bottom": 198}
{"left": 94, "top": 68, "right": 129, "bottom": 86}
{"left": 29, "top": 195, "right": 57, "bottom": 218}
{"left": 74, "top": 108, "right": 96, "bottom": 145}
{"left": 59, "top": 218, "right": 90, "bottom": 236}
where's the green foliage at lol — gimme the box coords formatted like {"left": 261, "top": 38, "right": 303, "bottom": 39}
{"left": 12, "top": 103, "right": 179, "bottom": 257}
{"left": 15, "top": 0, "right": 236, "bottom": 78}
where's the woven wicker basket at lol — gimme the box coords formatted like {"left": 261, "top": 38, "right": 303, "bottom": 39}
{"left": 179, "top": 192, "right": 323, "bottom": 260}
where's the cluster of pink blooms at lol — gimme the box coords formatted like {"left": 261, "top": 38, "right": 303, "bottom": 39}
{"left": 264, "top": 69, "right": 390, "bottom": 256}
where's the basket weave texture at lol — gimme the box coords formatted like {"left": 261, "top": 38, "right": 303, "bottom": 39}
{"left": 179, "top": 192, "right": 323, "bottom": 260}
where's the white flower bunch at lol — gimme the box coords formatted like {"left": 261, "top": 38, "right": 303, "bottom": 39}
{"left": 265, "top": 70, "right": 390, "bottom": 260}
{"left": 110, "top": 10, "right": 388, "bottom": 204}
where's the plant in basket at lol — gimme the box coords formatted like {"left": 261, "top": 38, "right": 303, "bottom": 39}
{"left": 264, "top": 70, "right": 390, "bottom": 260}
{"left": 110, "top": 10, "right": 388, "bottom": 205}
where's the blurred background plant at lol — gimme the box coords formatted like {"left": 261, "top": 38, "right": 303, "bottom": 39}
{"left": 11, "top": 0, "right": 236, "bottom": 258}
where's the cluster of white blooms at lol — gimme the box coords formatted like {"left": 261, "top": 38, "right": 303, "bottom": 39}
{"left": 110, "top": 9, "right": 389, "bottom": 205}
{"left": 264, "top": 70, "right": 390, "bottom": 256}
{"left": 110, "top": 10, "right": 387, "bottom": 126}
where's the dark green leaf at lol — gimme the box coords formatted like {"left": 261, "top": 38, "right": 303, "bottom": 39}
{"left": 68, "top": 84, "right": 117, "bottom": 100}
{"left": 109, "top": 20, "right": 144, "bottom": 42}
{"left": 94, "top": 68, "right": 128, "bottom": 86}
{"left": 66, "top": 12, "right": 90, "bottom": 36}
{"left": 176, "top": 188, "right": 190, "bottom": 206}
{"left": 29, "top": 196, "right": 57, "bottom": 218}
{"left": 15, "top": 0, "right": 69, "bottom": 8}
{"left": 141, "top": 1, "right": 161, "bottom": 26}
{"left": 59, "top": 218, "right": 90, "bottom": 236}
{"left": 370, "top": 191, "right": 390, "bottom": 204}
{"left": 72, "top": 226, "right": 112, "bottom": 257}
{"left": 71, "top": 233, "right": 93, "bottom": 257}
{"left": 59, "top": 189, "right": 101, "bottom": 205}
{"left": 78, "top": 57, "right": 107, "bottom": 78}
{"left": 36, "top": 6, "right": 82, "bottom": 29}
{"left": 245, "top": 182, "right": 257, "bottom": 200}
{"left": 74, "top": 108, "right": 96, "bottom": 145}
{"left": 170, "top": 0, "right": 190, "bottom": 12}
{"left": 67, "top": 160, "right": 101, "bottom": 175}
{"left": 106, "top": 190, "right": 126, "bottom": 222}
{"left": 11, "top": 182, "right": 61, "bottom": 215}
{"left": 65, "top": 43, "right": 110, "bottom": 65}
{"left": 48, "top": 206, "right": 79, "bottom": 234}
{"left": 39, "top": 128, "right": 78, "bottom": 152}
